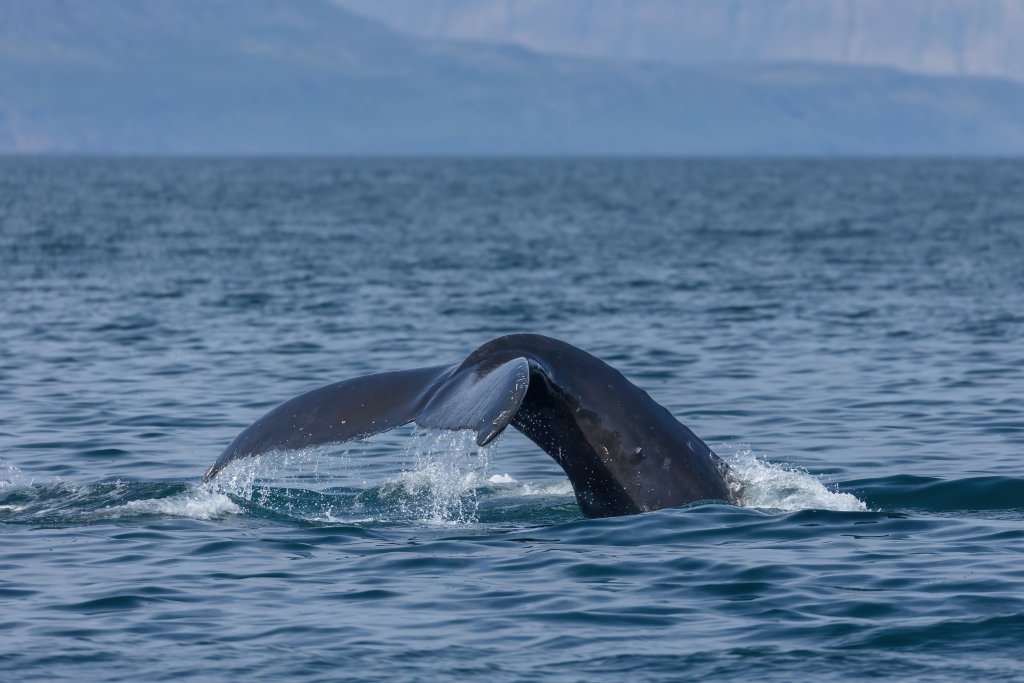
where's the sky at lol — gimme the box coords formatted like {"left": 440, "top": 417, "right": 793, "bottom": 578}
{"left": 335, "top": 0, "right": 1024, "bottom": 83}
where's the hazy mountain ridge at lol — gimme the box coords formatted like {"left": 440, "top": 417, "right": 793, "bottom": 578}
{"left": 335, "top": 0, "right": 1024, "bottom": 83}
{"left": 3, "top": 0, "right": 1024, "bottom": 155}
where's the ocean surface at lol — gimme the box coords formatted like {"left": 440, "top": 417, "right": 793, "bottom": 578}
{"left": 1, "top": 158, "right": 1022, "bottom": 682}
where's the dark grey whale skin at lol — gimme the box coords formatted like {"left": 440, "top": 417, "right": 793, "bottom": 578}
{"left": 205, "top": 334, "right": 732, "bottom": 518}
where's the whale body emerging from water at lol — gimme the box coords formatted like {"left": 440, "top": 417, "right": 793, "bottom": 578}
{"left": 204, "top": 334, "right": 733, "bottom": 517}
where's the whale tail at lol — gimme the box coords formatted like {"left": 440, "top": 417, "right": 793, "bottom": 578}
{"left": 204, "top": 334, "right": 732, "bottom": 517}
{"left": 203, "top": 357, "right": 529, "bottom": 482}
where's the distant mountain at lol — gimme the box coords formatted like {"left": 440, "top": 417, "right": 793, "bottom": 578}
{"left": 3, "top": 0, "right": 1024, "bottom": 155}
{"left": 335, "top": 0, "right": 1024, "bottom": 83}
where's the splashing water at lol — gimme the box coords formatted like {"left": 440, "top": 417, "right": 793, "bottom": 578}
{"left": 3, "top": 440, "right": 866, "bottom": 528}
{"left": 206, "top": 443, "right": 367, "bottom": 522}
{"left": 380, "top": 429, "right": 498, "bottom": 524}
{"left": 189, "top": 437, "right": 872, "bottom": 523}
{"left": 485, "top": 473, "right": 574, "bottom": 497}
{"left": 206, "top": 429, "right": 500, "bottom": 524}
{"left": 0, "top": 461, "right": 31, "bottom": 513}
{"left": 209, "top": 446, "right": 341, "bottom": 503}
{"left": 724, "top": 446, "right": 867, "bottom": 512}
{"left": 96, "top": 487, "right": 242, "bottom": 521}
{"left": 0, "top": 475, "right": 241, "bottom": 524}
{"left": 1, "top": 460, "right": 32, "bottom": 489}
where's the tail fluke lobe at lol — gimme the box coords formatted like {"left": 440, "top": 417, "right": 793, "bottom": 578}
{"left": 204, "top": 358, "right": 529, "bottom": 482}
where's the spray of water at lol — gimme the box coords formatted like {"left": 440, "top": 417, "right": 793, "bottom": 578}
{"left": 0, "top": 461, "right": 30, "bottom": 513}
{"left": 206, "top": 429, "right": 500, "bottom": 524}
{"left": 1, "top": 457, "right": 241, "bottom": 523}
{"left": 724, "top": 446, "right": 867, "bottom": 512}
{"left": 92, "top": 486, "right": 241, "bottom": 521}
{"left": 204, "top": 443, "right": 361, "bottom": 521}
{"left": 1, "top": 460, "right": 32, "bottom": 489}
{"left": 4, "top": 438, "right": 868, "bottom": 526}
{"left": 378, "top": 428, "right": 498, "bottom": 524}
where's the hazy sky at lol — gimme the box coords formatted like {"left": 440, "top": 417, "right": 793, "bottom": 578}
{"left": 336, "top": 0, "right": 1024, "bottom": 82}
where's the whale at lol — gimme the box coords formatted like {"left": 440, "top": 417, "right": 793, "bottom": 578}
{"left": 204, "top": 334, "right": 733, "bottom": 517}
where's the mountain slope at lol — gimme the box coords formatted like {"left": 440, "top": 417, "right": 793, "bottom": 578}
{"left": 3, "top": 0, "right": 1024, "bottom": 155}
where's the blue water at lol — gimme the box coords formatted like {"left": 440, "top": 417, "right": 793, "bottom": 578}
{"left": 2, "top": 158, "right": 1023, "bottom": 681}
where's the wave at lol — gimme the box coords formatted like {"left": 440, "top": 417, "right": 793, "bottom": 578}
{"left": 0, "top": 478, "right": 239, "bottom": 525}
{"left": 724, "top": 447, "right": 868, "bottom": 512}
{"left": 846, "top": 474, "right": 1024, "bottom": 513}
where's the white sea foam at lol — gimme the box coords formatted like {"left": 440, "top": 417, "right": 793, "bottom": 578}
{"left": 513, "top": 480, "right": 574, "bottom": 497}
{"left": 94, "top": 486, "right": 241, "bottom": 520}
{"left": 485, "top": 473, "right": 574, "bottom": 497}
{"left": 725, "top": 446, "right": 867, "bottom": 512}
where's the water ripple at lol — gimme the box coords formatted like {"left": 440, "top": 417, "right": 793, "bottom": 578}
{"left": 2, "top": 158, "right": 1023, "bottom": 682}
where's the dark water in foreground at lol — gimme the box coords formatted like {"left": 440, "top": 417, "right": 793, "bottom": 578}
{"left": 1, "top": 158, "right": 1023, "bottom": 681}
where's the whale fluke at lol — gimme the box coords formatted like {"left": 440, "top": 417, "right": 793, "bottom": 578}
{"left": 204, "top": 334, "right": 732, "bottom": 517}
{"left": 204, "top": 358, "right": 529, "bottom": 482}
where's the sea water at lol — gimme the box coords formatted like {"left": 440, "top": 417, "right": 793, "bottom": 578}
{"left": 1, "top": 158, "right": 1022, "bottom": 681}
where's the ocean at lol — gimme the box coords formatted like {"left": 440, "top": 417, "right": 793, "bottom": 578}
{"left": 1, "top": 158, "right": 1022, "bottom": 681}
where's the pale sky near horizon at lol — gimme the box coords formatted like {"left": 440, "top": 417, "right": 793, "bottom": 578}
{"left": 336, "top": 0, "right": 1024, "bottom": 83}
